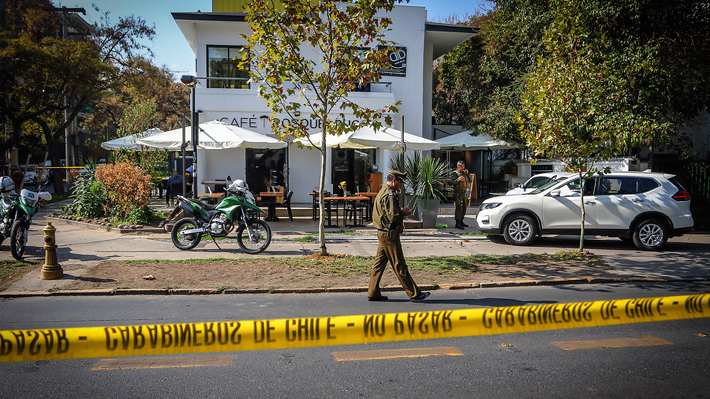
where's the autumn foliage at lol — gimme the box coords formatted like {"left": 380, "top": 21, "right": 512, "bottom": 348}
{"left": 95, "top": 162, "right": 152, "bottom": 220}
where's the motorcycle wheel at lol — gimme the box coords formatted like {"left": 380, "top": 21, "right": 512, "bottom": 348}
{"left": 171, "top": 218, "right": 202, "bottom": 250}
{"left": 236, "top": 219, "right": 271, "bottom": 254}
{"left": 10, "top": 220, "right": 27, "bottom": 260}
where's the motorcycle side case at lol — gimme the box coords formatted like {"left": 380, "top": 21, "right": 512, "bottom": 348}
{"left": 179, "top": 198, "right": 208, "bottom": 220}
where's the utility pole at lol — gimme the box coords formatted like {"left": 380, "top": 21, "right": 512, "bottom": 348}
{"left": 50, "top": 6, "right": 86, "bottom": 188}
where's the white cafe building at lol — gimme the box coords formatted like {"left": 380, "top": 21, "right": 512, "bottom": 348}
{"left": 172, "top": 1, "right": 475, "bottom": 203}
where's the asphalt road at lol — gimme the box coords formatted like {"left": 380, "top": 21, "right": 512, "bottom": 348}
{"left": 1, "top": 282, "right": 709, "bottom": 398}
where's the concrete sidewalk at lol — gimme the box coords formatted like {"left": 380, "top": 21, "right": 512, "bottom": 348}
{"left": 3, "top": 199, "right": 709, "bottom": 294}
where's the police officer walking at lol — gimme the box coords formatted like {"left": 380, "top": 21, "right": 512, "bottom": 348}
{"left": 368, "top": 170, "right": 431, "bottom": 302}
{"left": 449, "top": 160, "right": 471, "bottom": 230}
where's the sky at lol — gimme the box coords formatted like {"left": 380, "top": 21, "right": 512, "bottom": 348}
{"left": 58, "top": 0, "right": 490, "bottom": 77}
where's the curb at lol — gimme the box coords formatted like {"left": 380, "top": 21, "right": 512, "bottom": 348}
{"left": 2, "top": 276, "right": 707, "bottom": 298}
{"left": 47, "top": 215, "right": 165, "bottom": 234}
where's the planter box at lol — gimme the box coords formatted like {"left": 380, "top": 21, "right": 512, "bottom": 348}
{"left": 419, "top": 198, "right": 440, "bottom": 228}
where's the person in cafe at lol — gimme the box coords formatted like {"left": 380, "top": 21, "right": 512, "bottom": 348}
{"left": 449, "top": 160, "right": 471, "bottom": 230}
{"left": 367, "top": 170, "right": 430, "bottom": 302}
{"left": 185, "top": 165, "right": 194, "bottom": 184}
{"left": 166, "top": 170, "right": 183, "bottom": 205}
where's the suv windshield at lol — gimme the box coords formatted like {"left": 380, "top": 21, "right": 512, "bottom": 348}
{"left": 529, "top": 177, "right": 569, "bottom": 195}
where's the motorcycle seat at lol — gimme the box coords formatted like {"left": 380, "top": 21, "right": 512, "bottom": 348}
{"left": 194, "top": 198, "right": 218, "bottom": 211}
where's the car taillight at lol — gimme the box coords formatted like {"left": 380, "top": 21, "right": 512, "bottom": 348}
{"left": 672, "top": 190, "right": 691, "bottom": 201}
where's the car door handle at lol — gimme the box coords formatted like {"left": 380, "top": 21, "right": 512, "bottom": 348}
{"left": 584, "top": 201, "right": 595, "bottom": 205}
{"left": 632, "top": 198, "right": 645, "bottom": 203}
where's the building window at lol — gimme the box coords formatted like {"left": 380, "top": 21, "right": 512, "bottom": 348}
{"left": 339, "top": 47, "right": 371, "bottom": 92}
{"left": 207, "top": 46, "right": 250, "bottom": 89}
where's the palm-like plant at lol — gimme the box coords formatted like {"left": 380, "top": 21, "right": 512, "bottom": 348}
{"left": 410, "top": 156, "right": 448, "bottom": 208}
{"left": 389, "top": 153, "right": 448, "bottom": 208}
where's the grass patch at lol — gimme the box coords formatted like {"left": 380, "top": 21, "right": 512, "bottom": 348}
{"left": 290, "top": 230, "right": 356, "bottom": 242}
{"left": 292, "top": 232, "right": 318, "bottom": 242}
{"left": 216, "top": 285, "right": 239, "bottom": 291}
{"left": 277, "top": 253, "right": 534, "bottom": 277}
{"left": 0, "top": 260, "right": 40, "bottom": 292}
{"left": 407, "top": 254, "right": 516, "bottom": 274}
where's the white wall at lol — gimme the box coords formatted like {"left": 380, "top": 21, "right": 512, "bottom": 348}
{"left": 186, "top": 5, "right": 431, "bottom": 202}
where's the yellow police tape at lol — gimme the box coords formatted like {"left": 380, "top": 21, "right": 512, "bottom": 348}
{"left": 1, "top": 293, "right": 708, "bottom": 363}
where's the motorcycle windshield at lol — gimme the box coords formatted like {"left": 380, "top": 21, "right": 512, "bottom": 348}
{"left": 18, "top": 197, "right": 36, "bottom": 217}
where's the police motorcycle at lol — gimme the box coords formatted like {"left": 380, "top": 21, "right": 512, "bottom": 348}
{"left": 0, "top": 176, "right": 52, "bottom": 260}
{"left": 171, "top": 179, "right": 271, "bottom": 254}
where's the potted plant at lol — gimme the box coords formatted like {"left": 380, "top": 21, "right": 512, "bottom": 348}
{"left": 391, "top": 154, "right": 447, "bottom": 228}
{"left": 503, "top": 160, "right": 518, "bottom": 175}
{"left": 411, "top": 156, "right": 448, "bottom": 228}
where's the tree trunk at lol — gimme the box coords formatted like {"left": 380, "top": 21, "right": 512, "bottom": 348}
{"left": 318, "top": 114, "right": 328, "bottom": 255}
{"left": 578, "top": 170, "right": 585, "bottom": 252}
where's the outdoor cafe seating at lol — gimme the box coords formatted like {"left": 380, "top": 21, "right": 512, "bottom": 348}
{"left": 322, "top": 194, "right": 369, "bottom": 228}
{"left": 274, "top": 191, "right": 294, "bottom": 221}
{"left": 258, "top": 188, "right": 284, "bottom": 221}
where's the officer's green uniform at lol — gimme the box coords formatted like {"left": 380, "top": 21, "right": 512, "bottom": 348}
{"left": 367, "top": 172, "right": 422, "bottom": 300}
{"left": 449, "top": 169, "right": 471, "bottom": 225}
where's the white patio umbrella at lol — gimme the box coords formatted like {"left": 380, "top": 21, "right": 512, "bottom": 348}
{"left": 100, "top": 128, "right": 163, "bottom": 151}
{"left": 135, "top": 120, "right": 287, "bottom": 150}
{"left": 296, "top": 125, "right": 440, "bottom": 151}
{"left": 435, "top": 131, "right": 520, "bottom": 150}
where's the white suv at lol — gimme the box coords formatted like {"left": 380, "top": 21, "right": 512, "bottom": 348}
{"left": 476, "top": 171, "right": 694, "bottom": 250}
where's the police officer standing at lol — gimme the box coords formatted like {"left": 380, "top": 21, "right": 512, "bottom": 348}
{"left": 368, "top": 170, "right": 431, "bottom": 302}
{"left": 449, "top": 160, "right": 471, "bottom": 229}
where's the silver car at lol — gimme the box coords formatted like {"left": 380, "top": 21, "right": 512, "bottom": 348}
{"left": 477, "top": 171, "right": 694, "bottom": 250}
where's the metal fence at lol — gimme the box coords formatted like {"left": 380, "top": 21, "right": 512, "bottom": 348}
{"left": 654, "top": 158, "right": 710, "bottom": 230}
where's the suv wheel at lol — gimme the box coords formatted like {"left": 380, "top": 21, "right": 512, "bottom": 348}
{"left": 503, "top": 214, "right": 537, "bottom": 246}
{"left": 632, "top": 218, "right": 668, "bottom": 250}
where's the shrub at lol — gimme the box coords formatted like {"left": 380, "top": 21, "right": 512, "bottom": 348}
{"left": 64, "top": 164, "right": 106, "bottom": 218}
{"left": 95, "top": 162, "right": 152, "bottom": 222}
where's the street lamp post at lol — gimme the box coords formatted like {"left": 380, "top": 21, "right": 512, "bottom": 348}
{"left": 180, "top": 74, "right": 247, "bottom": 197}
{"left": 180, "top": 75, "right": 199, "bottom": 199}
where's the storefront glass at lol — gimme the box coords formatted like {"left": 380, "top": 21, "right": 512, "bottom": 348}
{"left": 331, "top": 149, "right": 375, "bottom": 195}
{"left": 245, "top": 148, "right": 287, "bottom": 193}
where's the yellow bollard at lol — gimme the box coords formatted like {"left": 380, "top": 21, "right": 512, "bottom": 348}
{"left": 40, "top": 222, "right": 63, "bottom": 280}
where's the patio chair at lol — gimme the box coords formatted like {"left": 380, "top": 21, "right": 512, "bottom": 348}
{"left": 275, "top": 191, "right": 294, "bottom": 221}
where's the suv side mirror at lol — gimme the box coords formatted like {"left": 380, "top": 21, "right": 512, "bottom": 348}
{"left": 550, "top": 189, "right": 560, "bottom": 197}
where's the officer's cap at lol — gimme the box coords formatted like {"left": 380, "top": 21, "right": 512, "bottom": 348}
{"left": 388, "top": 170, "right": 407, "bottom": 181}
